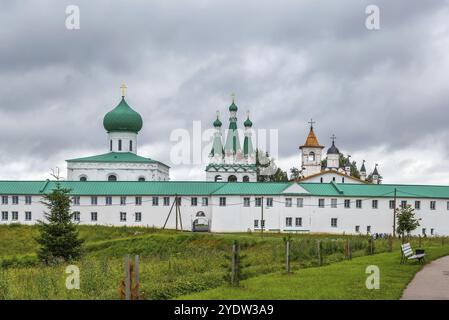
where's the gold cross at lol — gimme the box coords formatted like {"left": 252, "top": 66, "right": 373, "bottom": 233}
{"left": 121, "top": 83, "right": 127, "bottom": 97}
{"left": 231, "top": 93, "right": 235, "bottom": 101}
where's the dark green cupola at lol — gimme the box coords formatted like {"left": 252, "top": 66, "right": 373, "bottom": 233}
{"left": 103, "top": 93, "right": 143, "bottom": 133}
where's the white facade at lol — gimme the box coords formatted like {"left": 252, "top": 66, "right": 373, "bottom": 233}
{"left": 300, "top": 146, "right": 323, "bottom": 177}
{"left": 108, "top": 132, "right": 137, "bottom": 153}
{"left": 67, "top": 161, "right": 169, "bottom": 181}
{"left": 300, "top": 171, "right": 364, "bottom": 184}
{"left": 2, "top": 192, "right": 449, "bottom": 236}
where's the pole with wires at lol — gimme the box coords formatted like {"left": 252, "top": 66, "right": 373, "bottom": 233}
{"left": 393, "top": 188, "right": 397, "bottom": 238}
{"left": 261, "top": 196, "right": 264, "bottom": 238}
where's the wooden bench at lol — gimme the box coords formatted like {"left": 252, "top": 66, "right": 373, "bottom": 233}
{"left": 401, "top": 243, "right": 426, "bottom": 264}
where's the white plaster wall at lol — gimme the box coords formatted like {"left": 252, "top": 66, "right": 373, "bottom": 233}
{"left": 108, "top": 132, "right": 137, "bottom": 153}
{"left": 206, "top": 171, "right": 257, "bottom": 182}
{"left": 301, "top": 172, "right": 363, "bottom": 184}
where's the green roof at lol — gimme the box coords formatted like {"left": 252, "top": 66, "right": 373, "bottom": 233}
{"left": 1, "top": 181, "right": 449, "bottom": 199}
{"left": 103, "top": 97, "right": 143, "bottom": 133}
{"left": 66, "top": 152, "right": 169, "bottom": 168}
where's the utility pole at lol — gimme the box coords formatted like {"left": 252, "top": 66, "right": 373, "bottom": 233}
{"left": 393, "top": 188, "right": 397, "bottom": 237}
{"left": 261, "top": 196, "right": 264, "bottom": 238}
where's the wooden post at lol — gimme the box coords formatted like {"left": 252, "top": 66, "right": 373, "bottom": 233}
{"left": 285, "top": 239, "right": 291, "bottom": 273}
{"left": 162, "top": 196, "right": 176, "bottom": 229}
{"left": 418, "top": 234, "right": 422, "bottom": 248}
{"left": 261, "top": 196, "right": 264, "bottom": 238}
{"left": 388, "top": 236, "right": 393, "bottom": 252}
{"left": 175, "top": 195, "right": 179, "bottom": 230}
{"left": 124, "top": 255, "right": 131, "bottom": 300}
{"left": 347, "top": 239, "right": 352, "bottom": 260}
{"left": 231, "top": 242, "right": 236, "bottom": 285}
{"left": 317, "top": 240, "right": 322, "bottom": 266}
{"left": 393, "top": 188, "right": 397, "bottom": 237}
{"left": 134, "top": 255, "right": 140, "bottom": 300}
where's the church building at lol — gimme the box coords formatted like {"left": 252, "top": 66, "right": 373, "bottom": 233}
{"left": 66, "top": 85, "right": 169, "bottom": 182}
{"left": 205, "top": 97, "right": 257, "bottom": 182}
{"left": 298, "top": 120, "right": 381, "bottom": 184}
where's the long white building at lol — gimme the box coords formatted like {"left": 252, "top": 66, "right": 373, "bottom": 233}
{"left": 1, "top": 180, "right": 449, "bottom": 236}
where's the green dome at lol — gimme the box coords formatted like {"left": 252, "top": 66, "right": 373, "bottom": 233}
{"left": 229, "top": 100, "right": 238, "bottom": 112}
{"left": 244, "top": 116, "right": 253, "bottom": 127}
{"left": 103, "top": 97, "right": 143, "bottom": 133}
{"left": 213, "top": 116, "right": 222, "bottom": 127}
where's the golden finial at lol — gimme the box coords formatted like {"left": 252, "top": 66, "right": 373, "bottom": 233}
{"left": 120, "top": 83, "right": 127, "bottom": 97}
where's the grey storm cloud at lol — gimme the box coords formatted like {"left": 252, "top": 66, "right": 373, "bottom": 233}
{"left": 1, "top": 0, "right": 449, "bottom": 183}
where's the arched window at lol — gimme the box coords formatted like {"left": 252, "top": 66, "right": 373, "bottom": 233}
{"left": 110, "top": 140, "right": 112, "bottom": 151}
{"left": 320, "top": 177, "right": 323, "bottom": 183}
{"left": 308, "top": 152, "right": 315, "bottom": 161}
{"left": 80, "top": 176, "right": 87, "bottom": 181}
{"left": 332, "top": 177, "right": 336, "bottom": 182}
{"left": 228, "top": 175, "right": 237, "bottom": 182}
{"left": 215, "top": 175, "right": 222, "bottom": 182}
{"left": 243, "top": 175, "right": 250, "bottom": 182}
{"left": 108, "top": 174, "right": 117, "bottom": 181}
{"left": 129, "top": 140, "right": 133, "bottom": 152}
{"left": 196, "top": 211, "right": 205, "bottom": 217}
{"left": 118, "top": 139, "right": 122, "bottom": 151}
{"left": 138, "top": 177, "right": 145, "bottom": 182}
{"left": 342, "top": 177, "right": 345, "bottom": 183}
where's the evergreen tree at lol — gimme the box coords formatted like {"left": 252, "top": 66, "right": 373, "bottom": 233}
{"left": 36, "top": 175, "right": 84, "bottom": 263}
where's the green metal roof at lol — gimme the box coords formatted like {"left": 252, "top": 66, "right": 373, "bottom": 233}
{"left": 103, "top": 97, "right": 143, "bottom": 133}
{"left": 66, "top": 152, "right": 169, "bottom": 168}
{"left": 0, "top": 181, "right": 449, "bottom": 199}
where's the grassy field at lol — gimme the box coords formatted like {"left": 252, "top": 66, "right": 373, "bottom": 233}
{"left": 0, "top": 224, "right": 446, "bottom": 299}
{"left": 179, "top": 246, "right": 449, "bottom": 300}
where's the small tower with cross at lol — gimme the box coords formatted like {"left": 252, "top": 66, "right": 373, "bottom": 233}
{"left": 326, "top": 134, "right": 340, "bottom": 170}
{"left": 299, "top": 119, "right": 324, "bottom": 177}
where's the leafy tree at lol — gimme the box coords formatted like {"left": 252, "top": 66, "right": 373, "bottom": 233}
{"left": 289, "top": 167, "right": 301, "bottom": 180}
{"left": 396, "top": 205, "right": 420, "bottom": 240}
{"left": 256, "top": 149, "right": 288, "bottom": 182}
{"left": 36, "top": 175, "right": 84, "bottom": 263}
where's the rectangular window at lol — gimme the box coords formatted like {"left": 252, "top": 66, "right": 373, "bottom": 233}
{"left": 163, "top": 197, "right": 170, "bottom": 206}
{"left": 120, "top": 196, "right": 127, "bottom": 205}
{"left": 422, "top": 228, "right": 426, "bottom": 236}
{"left": 331, "top": 218, "right": 337, "bottom": 228}
{"left": 356, "top": 200, "right": 362, "bottom": 209}
{"left": 401, "top": 200, "right": 407, "bottom": 208}
{"left": 191, "top": 197, "right": 197, "bottom": 206}
{"left": 135, "top": 197, "right": 142, "bottom": 206}
{"left": 1, "top": 196, "right": 7, "bottom": 205}
{"left": 202, "top": 197, "right": 208, "bottom": 206}
{"left": 430, "top": 201, "right": 436, "bottom": 210}
{"left": 12, "top": 211, "right": 18, "bottom": 221}
{"left": 344, "top": 199, "right": 350, "bottom": 208}
{"left": 355, "top": 225, "right": 360, "bottom": 233}
{"left": 243, "top": 197, "right": 250, "bottom": 207}
{"left": 331, "top": 199, "right": 337, "bottom": 208}
{"left": 110, "top": 140, "right": 112, "bottom": 151}
{"left": 91, "top": 212, "right": 97, "bottom": 222}
{"left": 73, "top": 196, "right": 80, "bottom": 206}
{"left": 118, "top": 139, "right": 122, "bottom": 151}
{"left": 389, "top": 200, "right": 395, "bottom": 209}
{"left": 254, "top": 219, "right": 259, "bottom": 228}
{"left": 176, "top": 197, "right": 181, "bottom": 205}
{"left": 73, "top": 211, "right": 80, "bottom": 222}
{"left": 266, "top": 198, "right": 273, "bottom": 207}
{"left": 367, "top": 225, "right": 371, "bottom": 233}
{"left": 152, "top": 197, "right": 159, "bottom": 206}
{"left": 372, "top": 200, "right": 378, "bottom": 209}
{"left": 135, "top": 212, "right": 141, "bottom": 222}
{"left": 25, "top": 211, "right": 32, "bottom": 221}
{"left": 105, "top": 196, "right": 112, "bottom": 206}
{"left": 120, "top": 212, "right": 126, "bottom": 222}
{"left": 285, "top": 198, "right": 292, "bottom": 207}
{"left": 219, "top": 197, "right": 226, "bottom": 207}
{"left": 129, "top": 140, "right": 133, "bottom": 152}
{"left": 91, "top": 196, "right": 98, "bottom": 205}
{"left": 25, "top": 195, "right": 32, "bottom": 205}
{"left": 415, "top": 201, "right": 421, "bottom": 210}
{"left": 318, "top": 198, "right": 325, "bottom": 208}
{"left": 12, "top": 196, "right": 18, "bottom": 205}
{"left": 431, "top": 228, "right": 434, "bottom": 236}
{"left": 261, "top": 220, "right": 265, "bottom": 228}
{"left": 297, "top": 198, "right": 304, "bottom": 208}
{"left": 1, "top": 211, "right": 8, "bottom": 220}
{"left": 255, "top": 197, "right": 262, "bottom": 207}
{"left": 295, "top": 217, "right": 302, "bottom": 227}
{"left": 447, "top": 201, "right": 449, "bottom": 210}
{"left": 285, "top": 217, "right": 292, "bottom": 227}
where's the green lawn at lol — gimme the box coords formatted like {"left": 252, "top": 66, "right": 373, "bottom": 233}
{"left": 179, "top": 246, "right": 449, "bottom": 300}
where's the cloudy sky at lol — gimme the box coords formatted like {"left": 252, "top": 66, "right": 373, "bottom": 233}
{"left": 1, "top": 0, "right": 449, "bottom": 184}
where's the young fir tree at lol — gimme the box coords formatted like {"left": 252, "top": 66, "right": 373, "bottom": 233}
{"left": 36, "top": 175, "right": 84, "bottom": 263}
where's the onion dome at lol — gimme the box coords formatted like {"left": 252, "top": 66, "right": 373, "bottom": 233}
{"left": 244, "top": 111, "right": 253, "bottom": 127}
{"left": 213, "top": 113, "right": 222, "bottom": 127}
{"left": 327, "top": 141, "right": 340, "bottom": 155}
{"left": 103, "top": 96, "right": 143, "bottom": 133}
{"left": 229, "top": 98, "right": 238, "bottom": 112}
